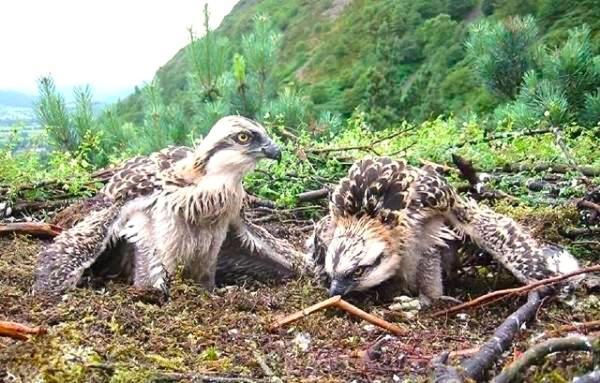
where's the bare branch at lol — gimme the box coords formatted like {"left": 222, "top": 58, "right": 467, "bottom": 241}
{"left": 431, "top": 265, "right": 600, "bottom": 318}
{"left": 492, "top": 335, "right": 599, "bottom": 383}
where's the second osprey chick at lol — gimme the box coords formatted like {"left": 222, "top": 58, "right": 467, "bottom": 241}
{"left": 35, "top": 116, "right": 282, "bottom": 294}
{"left": 307, "top": 157, "right": 580, "bottom": 305}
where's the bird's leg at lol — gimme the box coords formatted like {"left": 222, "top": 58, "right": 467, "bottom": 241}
{"left": 122, "top": 213, "right": 170, "bottom": 297}
{"left": 183, "top": 255, "right": 217, "bottom": 291}
{"left": 416, "top": 247, "right": 444, "bottom": 308}
{"left": 183, "top": 232, "right": 224, "bottom": 291}
{"left": 132, "top": 244, "right": 170, "bottom": 297}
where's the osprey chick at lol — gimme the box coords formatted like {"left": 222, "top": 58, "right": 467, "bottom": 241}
{"left": 34, "top": 116, "right": 282, "bottom": 294}
{"left": 307, "top": 157, "right": 580, "bottom": 305}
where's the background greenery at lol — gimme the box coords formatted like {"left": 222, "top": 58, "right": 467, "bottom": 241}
{"left": 1, "top": 0, "right": 599, "bottom": 206}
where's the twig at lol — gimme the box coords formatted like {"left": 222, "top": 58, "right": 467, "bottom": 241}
{"left": 306, "top": 126, "right": 416, "bottom": 156}
{"left": 431, "top": 265, "right": 600, "bottom": 318}
{"left": 336, "top": 298, "right": 407, "bottom": 336}
{"left": 150, "top": 372, "right": 263, "bottom": 382}
{"left": 561, "top": 227, "right": 600, "bottom": 239}
{"left": 545, "top": 320, "right": 600, "bottom": 337}
{"left": 269, "top": 295, "right": 407, "bottom": 336}
{"left": 252, "top": 349, "right": 281, "bottom": 383}
{"left": 553, "top": 126, "right": 577, "bottom": 168}
{"left": 448, "top": 347, "right": 480, "bottom": 359}
{"left": 306, "top": 145, "right": 381, "bottom": 155}
{"left": 0, "top": 320, "right": 47, "bottom": 340}
{"left": 462, "top": 292, "right": 543, "bottom": 382}
{"left": 492, "top": 335, "right": 600, "bottom": 383}
{"left": 452, "top": 128, "right": 553, "bottom": 149}
{"left": 0, "top": 222, "right": 63, "bottom": 238}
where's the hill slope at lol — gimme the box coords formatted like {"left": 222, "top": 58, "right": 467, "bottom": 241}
{"left": 118, "top": 0, "right": 600, "bottom": 124}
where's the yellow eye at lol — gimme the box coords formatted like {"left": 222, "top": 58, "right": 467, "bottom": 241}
{"left": 237, "top": 133, "right": 250, "bottom": 143}
{"left": 353, "top": 266, "right": 368, "bottom": 279}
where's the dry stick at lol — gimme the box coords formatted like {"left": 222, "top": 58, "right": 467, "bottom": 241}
{"left": 306, "top": 144, "right": 381, "bottom": 155}
{"left": 431, "top": 264, "right": 600, "bottom": 318}
{"left": 306, "top": 126, "right": 416, "bottom": 155}
{"left": 461, "top": 292, "right": 542, "bottom": 382}
{"left": 150, "top": 372, "right": 263, "bottom": 383}
{"left": 270, "top": 295, "right": 407, "bottom": 336}
{"left": 0, "top": 320, "right": 47, "bottom": 341}
{"left": 492, "top": 335, "right": 600, "bottom": 383}
{"left": 335, "top": 298, "right": 408, "bottom": 336}
{"left": 0, "top": 222, "right": 63, "bottom": 238}
{"left": 545, "top": 320, "right": 600, "bottom": 338}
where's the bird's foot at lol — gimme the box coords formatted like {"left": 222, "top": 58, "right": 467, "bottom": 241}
{"left": 129, "top": 284, "right": 169, "bottom": 306}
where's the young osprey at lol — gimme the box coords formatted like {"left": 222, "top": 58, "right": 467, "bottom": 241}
{"left": 34, "top": 116, "right": 286, "bottom": 294}
{"left": 306, "top": 157, "right": 580, "bottom": 305}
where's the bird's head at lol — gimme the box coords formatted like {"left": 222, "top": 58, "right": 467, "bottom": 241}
{"left": 193, "top": 115, "right": 281, "bottom": 180}
{"left": 324, "top": 216, "right": 402, "bottom": 297}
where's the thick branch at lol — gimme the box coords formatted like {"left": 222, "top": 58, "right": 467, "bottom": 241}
{"left": 492, "top": 335, "right": 599, "bottom": 383}
{"left": 462, "top": 292, "right": 542, "bottom": 382}
{"left": 296, "top": 188, "right": 329, "bottom": 202}
{"left": 0, "top": 320, "right": 47, "bottom": 340}
{"left": 0, "top": 222, "right": 62, "bottom": 238}
{"left": 501, "top": 162, "right": 600, "bottom": 177}
{"left": 431, "top": 352, "right": 463, "bottom": 383}
{"left": 431, "top": 265, "right": 600, "bottom": 318}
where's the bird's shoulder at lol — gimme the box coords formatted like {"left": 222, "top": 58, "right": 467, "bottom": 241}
{"left": 103, "top": 146, "right": 194, "bottom": 201}
{"left": 330, "top": 157, "right": 419, "bottom": 224}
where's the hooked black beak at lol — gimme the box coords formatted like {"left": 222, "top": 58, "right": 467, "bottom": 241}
{"left": 261, "top": 141, "right": 282, "bottom": 161}
{"left": 328, "top": 279, "right": 352, "bottom": 297}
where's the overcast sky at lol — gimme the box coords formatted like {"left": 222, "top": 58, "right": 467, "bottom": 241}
{"left": 0, "top": 1, "right": 238, "bottom": 99}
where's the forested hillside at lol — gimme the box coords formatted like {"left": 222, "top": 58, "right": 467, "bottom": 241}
{"left": 119, "top": 0, "right": 600, "bottom": 125}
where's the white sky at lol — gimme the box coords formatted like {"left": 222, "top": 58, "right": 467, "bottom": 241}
{"left": 0, "top": 0, "right": 238, "bottom": 99}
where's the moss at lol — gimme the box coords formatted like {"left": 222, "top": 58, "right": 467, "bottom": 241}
{"left": 1, "top": 230, "right": 597, "bottom": 382}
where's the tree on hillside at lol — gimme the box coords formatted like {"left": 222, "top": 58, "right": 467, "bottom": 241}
{"left": 469, "top": 19, "right": 600, "bottom": 129}
{"left": 36, "top": 77, "right": 75, "bottom": 151}
{"left": 466, "top": 15, "right": 539, "bottom": 100}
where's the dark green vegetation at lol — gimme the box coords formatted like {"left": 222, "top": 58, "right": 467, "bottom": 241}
{"left": 120, "top": 0, "right": 600, "bottom": 125}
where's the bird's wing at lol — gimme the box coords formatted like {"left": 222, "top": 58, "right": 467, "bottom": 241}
{"left": 35, "top": 146, "right": 193, "bottom": 293}
{"left": 34, "top": 195, "right": 122, "bottom": 293}
{"left": 215, "top": 215, "right": 305, "bottom": 284}
{"left": 412, "top": 164, "right": 578, "bottom": 283}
